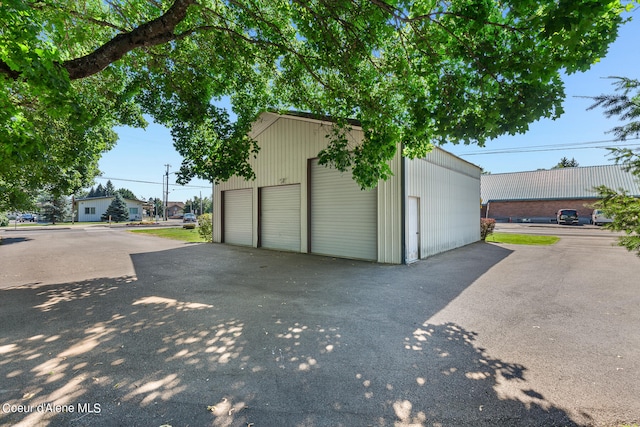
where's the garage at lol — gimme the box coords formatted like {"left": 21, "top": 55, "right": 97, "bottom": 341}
{"left": 213, "top": 112, "right": 481, "bottom": 264}
{"left": 223, "top": 189, "right": 252, "bottom": 246}
{"left": 260, "top": 185, "right": 301, "bottom": 251}
{"left": 310, "top": 159, "right": 377, "bottom": 260}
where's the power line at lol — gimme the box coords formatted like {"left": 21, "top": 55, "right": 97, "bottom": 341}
{"left": 456, "top": 137, "right": 640, "bottom": 156}
{"left": 95, "top": 176, "right": 211, "bottom": 189}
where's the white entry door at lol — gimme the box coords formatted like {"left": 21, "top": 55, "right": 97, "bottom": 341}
{"left": 407, "top": 196, "right": 420, "bottom": 262}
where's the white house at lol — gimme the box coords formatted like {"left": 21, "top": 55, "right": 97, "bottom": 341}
{"left": 75, "top": 196, "right": 145, "bottom": 222}
{"left": 213, "top": 112, "right": 481, "bottom": 264}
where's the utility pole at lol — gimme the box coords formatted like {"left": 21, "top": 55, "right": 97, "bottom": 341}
{"left": 164, "top": 164, "right": 170, "bottom": 221}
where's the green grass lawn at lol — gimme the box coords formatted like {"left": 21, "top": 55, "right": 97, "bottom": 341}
{"left": 485, "top": 232, "right": 559, "bottom": 246}
{"left": 128, "top": 227, "right": 205, "bottom": 243}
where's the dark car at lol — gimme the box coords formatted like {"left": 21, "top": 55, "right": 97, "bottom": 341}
{"left": 20, "top": 213, "right": 36, "bottom": 222}
{"left": 556, "top": 209, "right": 578, "bottom": 225}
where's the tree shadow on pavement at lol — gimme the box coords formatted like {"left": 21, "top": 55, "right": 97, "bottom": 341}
{"left": 0, "top": 242, "right": 590, "bottom": 426}
{"left": 0, "top": 237, "right": 32, "bottom": 246}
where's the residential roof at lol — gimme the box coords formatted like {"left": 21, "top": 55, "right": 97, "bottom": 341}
{"left": 481, "top": 165, "right": 640, "bottom": 202}
{"left": 75, "top": 196, "right": 144, "bottom": 203}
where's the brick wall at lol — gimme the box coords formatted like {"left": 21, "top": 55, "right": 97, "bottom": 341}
{"left": 485, "top": 199, "right": 599, "bottom": 222}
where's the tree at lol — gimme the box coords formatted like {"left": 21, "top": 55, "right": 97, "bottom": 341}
{"left": 116, "top": 188, "right": 137, "bottom": 200}
{"left": 552, "top": 157, "right": 580, "bottom": 168}
{"left": 149, "top": 197, "right": 163, "bottom": 217}
{"left": 104, "top": 180, "right": 116, "bottom": 196}
{"left": 588, "top": 77, "right": 640, "bottom": 256}
{"left": 184, "top": 195, "right": 212, "bottom": 214}
{"left": 41, "top": 194, "right": 69, "bottom": 224}
{"left": 0, "top": 0, "right": 631, "bottom": 205}
{"left": 101, "top": 194, "right": 129, "bottom": 222}
{"left": 94, "top": 184, "right": 106, "bottom": 197}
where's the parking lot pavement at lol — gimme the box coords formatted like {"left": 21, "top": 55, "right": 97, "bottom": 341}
{"left": 0, "top": 227, "right": 186, "bottom": 289}
{"left": 0, "top": 228, "right": 638, "bottom": 426}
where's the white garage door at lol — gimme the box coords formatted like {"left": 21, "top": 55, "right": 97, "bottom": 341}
{"left": 310, "top": 159, "right": 377, "bottom": 260}
{"left": 224, "top": 189, "right": 252, "bottom": 246}
{"left": 261, "top": 185, "right": 301, "bottom": 251}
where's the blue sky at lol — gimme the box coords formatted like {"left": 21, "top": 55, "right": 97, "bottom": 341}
{"left": 98, "top": 12, "right": 640, "bottom": 201}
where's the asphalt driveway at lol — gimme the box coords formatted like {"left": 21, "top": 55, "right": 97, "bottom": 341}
{"left": 0, "top": 226, "right": 638, "bottom": 426}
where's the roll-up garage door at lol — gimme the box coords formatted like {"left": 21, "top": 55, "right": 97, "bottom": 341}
{"left": 260, "top": 185, "right": 301, "bottom": 251}
{"left": 310, "top": 159, "right": 377, "bottom": 260}
{"left": 223, "top": 189, "right": 252, "bottom": 246}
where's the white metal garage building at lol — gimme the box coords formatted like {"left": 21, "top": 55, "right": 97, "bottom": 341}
{"left": 213, "top": 112, "right": 481, "bottom": 264}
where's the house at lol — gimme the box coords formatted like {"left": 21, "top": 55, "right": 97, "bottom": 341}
{"left": 481, "top": 165, "right": 640, "bottom": 223}
{"left": 213, "top": 112, "right": 481, "bottom": 264}
{"left": 166, "top": 202, "right": 185, "bottom": 218}
{"left": 75, "top": 196, "right": 145, "bottom": 222}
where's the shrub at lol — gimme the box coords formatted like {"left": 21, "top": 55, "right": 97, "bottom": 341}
{"left": 0, "top": 213, "right": 9, "bottom": 227}
{"left": 197, "top": 213, "right": 213, "bottom": 242}
{"left": 481, "top": 218, "right": 496, "bottom": 240}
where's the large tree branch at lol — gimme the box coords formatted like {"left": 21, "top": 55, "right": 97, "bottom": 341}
{"left": 63, "top": 0, "right": 196, "bottom": 80}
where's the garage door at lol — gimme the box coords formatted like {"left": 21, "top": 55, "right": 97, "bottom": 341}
{"left": 310, "top": 159, "right": 377, "bottom": 260}
{"left": 224, "top": 189, "right": 252, "bottom": 246}
{"left": 261, "top": 185, "right": 301, "bottom": 251}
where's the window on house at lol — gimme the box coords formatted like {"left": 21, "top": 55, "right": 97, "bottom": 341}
{"left": 84, "top": 207, "right": 95, "bottom": 215}
{"left": 129, "top": 208, "right": 139, "bottom": 215}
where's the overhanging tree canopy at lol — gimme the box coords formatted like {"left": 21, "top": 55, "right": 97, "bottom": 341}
{"left": 0, "top": 0, "right": 632, "bottom": 210}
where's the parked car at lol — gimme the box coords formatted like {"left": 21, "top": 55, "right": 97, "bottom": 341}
{"left": 20, "top": 213, "right": 36, "bottom": 222}
{"left": 183, "top": 213, "right": 197, "bottom": 229}
{"left": 556, "top": 209, "right": 579, "bottom": 225}
{"left": 590, "top": 209, "right": 613, "bottom": 226}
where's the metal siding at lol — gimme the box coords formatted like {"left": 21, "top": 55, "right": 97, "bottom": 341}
{"left": 481, "top": 164, "right": 640, "bottom": 201}
{"left": 407, "top": 149, "right": 481, "bottom": 259}
{"left": 224, "top": 189, "right": 253, "bottom": 246}
{"left": 213, "top": 113, "right": 365, "bottom": 253}
{"left": 261, "top": 185, "right": 301, "bottom": 251}
{"left": 311, "top": 159, "right": 377, "bottom": 261}
{"left": 376, "top": 146, "right": 403, "bottom": 264}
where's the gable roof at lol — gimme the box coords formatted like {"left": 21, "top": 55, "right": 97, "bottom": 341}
{"left": 250, "top": 111, "right": 363, "bottom": 139}
{"left": 75, "top": 196, "right": 144, "bottom": 203}
{"left": 481, "top": 165, "right": 640, "bottom": 202}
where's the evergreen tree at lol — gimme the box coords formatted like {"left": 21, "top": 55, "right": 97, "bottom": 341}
{"left": 589, "top": 77, "right": 640, "bottom": 256}
{"left": 87, "top": 187, "right": 96, "bottom": 198}
{"left": 42, "top": 195, "right": 69, "bottom": 224}
{"left": 104, "top": 180, "right": 116, "bottom": 196}
{"left": 101, "top": 194, "right": 129, "bottom": 222}
{"left": 552, "top": 157, "right": 579, "bottom": 169}
{"left": 95, "top": 183, "right": 105, "bottom": 197}
{"left": 551, "top": 157, "right": 580, "bottom": 169}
